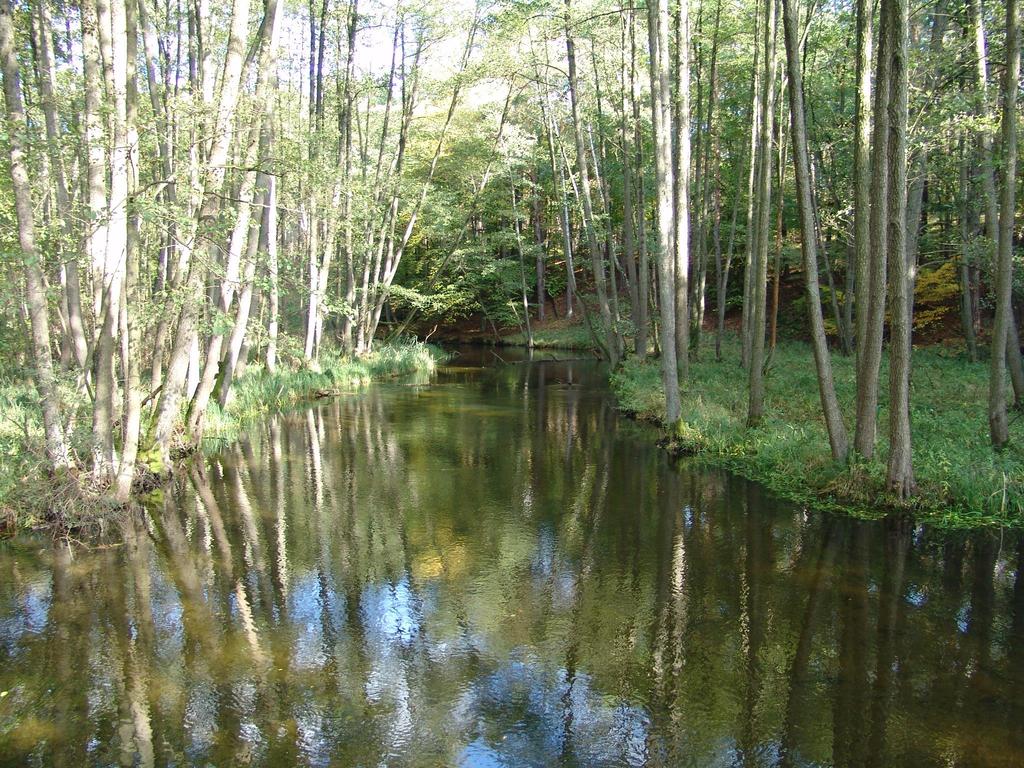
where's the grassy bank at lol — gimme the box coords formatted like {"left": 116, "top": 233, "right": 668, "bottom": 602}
{"left": 200, "top": 342, "right": 441, "bottom": 445}
{"left": 0, "top": 342, "right": 440, "bottom": 530}
{"left": 609, "top": 337, "right": 1023, "bottom": 528}
{"left": 502, "top": 317, "right": 600, "bottom": 351}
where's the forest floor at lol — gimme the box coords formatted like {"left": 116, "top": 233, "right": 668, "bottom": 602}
{"left": 467, "top": 308, "right": 1023, "bottom": 528}
{"left": 0, "top": 341, "right": 441, "bottom": 531}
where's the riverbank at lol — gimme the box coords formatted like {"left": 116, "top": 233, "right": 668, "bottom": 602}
{"left": 460, "top": 318, "right": 1022, "bottom": 527}
{"left": 610, "top": 337, "right": 1023, "bottom": 528}
{"left": 0, "top": 342, "right": 441, "bottom": 531}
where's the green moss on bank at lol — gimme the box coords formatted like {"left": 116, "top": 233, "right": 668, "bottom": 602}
{"left": 610, "top": 337, "right": 1023, "bottom": 528}
{"left": 0, "top": 342, "right": 441, "bottom": 530}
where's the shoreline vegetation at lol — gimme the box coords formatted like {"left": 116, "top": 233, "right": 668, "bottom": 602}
{"left": 494, "top": 324, "right": 1023, "bottom": 529}
{"left": 0, "top": 342, "right": 440, "bottom": 532}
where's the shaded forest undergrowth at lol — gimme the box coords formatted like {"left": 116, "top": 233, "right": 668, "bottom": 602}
{"left": 0, "top": 342, "right": 440, "bottom": 531}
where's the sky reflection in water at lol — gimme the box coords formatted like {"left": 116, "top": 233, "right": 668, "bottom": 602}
{"left": 0, "top": 349, "right": 1022, "bottom": 767}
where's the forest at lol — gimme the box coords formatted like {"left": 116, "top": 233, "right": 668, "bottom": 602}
{"left": 0, "top": 0, "right": 1021, "bottom": 527}
{"left": 4, "top": 0, "right": 1024, "bottom": 762}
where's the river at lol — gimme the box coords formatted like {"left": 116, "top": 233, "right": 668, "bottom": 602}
{"left": 1, "top": 348, "right": 1022, "bottom": 766}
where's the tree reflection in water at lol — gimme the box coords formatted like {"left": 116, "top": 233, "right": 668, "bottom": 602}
{"left": 0, "top": 351, "right": 1022, "bottom": 767}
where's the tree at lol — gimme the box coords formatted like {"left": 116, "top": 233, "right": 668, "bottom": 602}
{"left": 883, "top": 0, "right": 914, "bottom": 495}
{"left": 988, "top": 0, "right": 1019, "bottom": 447}
{"left": 565, "top": 0, "right": 619, "bottom": 364}
{"left": 746, "top": 0, "right": 779, "bottom": 426}
{"left": 780, "top": 0, "right": 848, "bottom": 461}
{"left": 648, "top": 0, "right": 682, "bottom": 423}
{"left": 0, "top": 0, "right": 71, "bottom": 470}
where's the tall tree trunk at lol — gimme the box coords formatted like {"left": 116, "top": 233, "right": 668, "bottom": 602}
{"left": 768, "top": 112, "right": 786, "bottom": 354}
{"left": 884, "top": 0, "right": 914, "bottom": 496}
{"left": 265, "top": 164, "right": 280, "bottom": 372}
{"left": 618, "top": 14, "right": 639, "bottom": 349}
{"left": 33, "top": 0, "right": 89, "bottom": 372}
{"left": 364, "top": 15, "right": 476, "bottom": 350}
{"left": 153, "top": 0, "right": 253, "bottom": 462}
{"left": 565, "top": 0, "right": 618, "bottom": 364}
{"left": 337, "top": 0, "right": 358, "bottom": 353}
{"left": 542, "top": 93, "right": 577, "bottom": 319}
{"left": 781, "top": 0, "right": 849, "bottom": 461}
{"left": 511, "top": 182, "right": 533, "bottom": 348}
{"left": 629, "top": 8, "right": 649, "bottom": 358}
{"left": 115, "top": 0, "right": 143, "bottom": 501}
{"left": 958, "top": 138, "right": 979, "bottom": 362}
{"left": 187, "top": 0, "right": 277, "bottom": 439}
{"left": 741, "top": 0, "right": 763, "bottom": 369}
{"left": 531, "top": 168, "right": 547, "bottom": 322}
{"left": 854, "top": 0, "right": 891, "bottom": 458}
{"left": 988, "top": 0, "right": 1019, "bottom": 446}
{"left": 747, "top": 0, "right": 779, "bottom": 426}
{"left": 0, "top": 0, "right": 71, "bottom": 470}
{"left": 970, "top": 0, "right": 1024, "bottom": 408}
{"left": 80, "top": 0, "right": 109, "bottom": 334}
{"left": 218, "top": 189, "right": 265, "bottom": 408}
{"left": 672, "top": 0, "right": 691, "bottom": 376}
{"left": 902, "top": 2, "right": 948, "bottom": 325}
{"left": 91, "top": 0, "right": 130, "bottom": 480}
{"left": 718, "top": 146, "right": 746, "bottom": 361}
{"left": 852, "top": 0, "right": 873, "bottom": 361}
{"left": 648, "top": 0, "right": 682, "bottom": 422}
{"left": 692, "top": 0, "right": 721, "bottom": 357}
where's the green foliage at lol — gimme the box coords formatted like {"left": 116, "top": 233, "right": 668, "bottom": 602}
{"left": 913, "top": 262, "right": 960, "bottom": 335}
{"left": 610, "top": 335, "right": 1024, "bottom": 528}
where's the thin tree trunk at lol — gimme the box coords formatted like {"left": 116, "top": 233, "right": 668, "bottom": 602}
{"left": 543, "top": 94, "right": 577, "bottom": 319}
{"left": 33, "top": 1, "right": 89, "bottom": 372}
{"left": 692, "top": 0, "right": 722, "bottom": 358}
{"left": 618, "top": 14, "right": 639, "bottom": 348}
{"left": 769, "top": 97, "right": 786, "bottom": 354}
{"left": 219, "top": 190, "right": 265, "bottom": 407}
{"left": 958, "top": 138, "right": 979, "bottom": 361}
{"left": 741, "top": 0, "right": 763, "bottom": 369}
{"left": 0, "top": 0, "right": 71, "bottom": 470}
{"left": 969, "top": 0, "right": 1024, "bottom": 407}
{"left": 854, "top": 0, "right": 891, "bottom": 458}
{"left": 989, "top": 0, "right": 1019, "bottom": 446}
{"left": 885, "top": 0, "right": 914, "bottom": 495}
{"left": 115, "top": 0, "right": 143, "bottom": 501}
{"left": 672, "top": 0, "right": 691, "bottom": 376}
{"left": 187, "top": 0, "right": 277, "bottom": 438}
{"left": 718, "top": 147, "right": 745, "bottom": 361}
{"left": 511, "top": 182, "right": 533, "bottom": 348}
{"left": 852, "top": 0, "right": 873, "bottom": 362}
{"left": 747, "top": 0, "right": 779, "bottom": 426}
{"left": 91, "top": 0, "right": 130, "bottom": 480}
{"left": 781, "top": 0, "right": 849, "bottom": 461}
{"left": 531, "top": 169, "right": 547, "bottom": 322}
{"left": 648, "top": 0, "right": 682, "bottom": 422}
{"left": 80, "top": 0, "right": 108, "bottom": 333}
{"left": 630, "top": 8, "right": 649, "bottom": 358}
{"left": 153, "top": 0, "right": 253, "bottom": 461}
{"left": 565, "top": 0, "right": 617, "bottom": 364}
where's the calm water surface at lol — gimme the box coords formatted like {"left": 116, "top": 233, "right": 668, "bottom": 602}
{"left": 1, "top": 350, "right": 1023, "bottom": 767}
